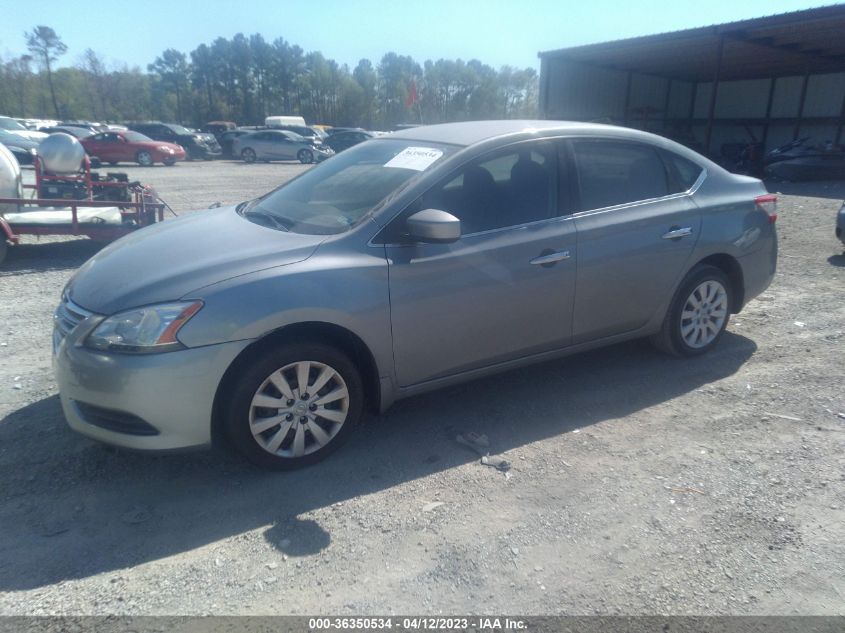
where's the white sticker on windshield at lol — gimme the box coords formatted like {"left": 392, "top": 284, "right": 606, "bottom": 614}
{"left": 384, "top": 147, "right": 444, "bottom": 171}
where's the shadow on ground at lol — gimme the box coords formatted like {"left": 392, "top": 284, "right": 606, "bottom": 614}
{"left": 0, "top": 333, "right": 756, "bottom": 590}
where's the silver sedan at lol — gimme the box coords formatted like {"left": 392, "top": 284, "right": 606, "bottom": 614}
{"left": 233, "top": 129, "right": 333, "bottom": 164}
{"left": 54, "top": 121, "right": 778, "bottom": 469}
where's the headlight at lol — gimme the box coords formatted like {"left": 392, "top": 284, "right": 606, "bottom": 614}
{"left": 85, "top": 301, "right": 203, "bottom": 354}
{"left": 158, "top": 146, "right": 174, "bottom": 153}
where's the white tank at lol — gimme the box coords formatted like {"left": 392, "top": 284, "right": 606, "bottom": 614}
{"left": 39, "top": 132, "right": 85, "bottom": 175}
{"left": 0, "top": 143, "right": 23, "bottom": 215}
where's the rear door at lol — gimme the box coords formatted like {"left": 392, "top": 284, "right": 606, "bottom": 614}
{"left": 569, "top": 138, "right": 701, "bottom": 343}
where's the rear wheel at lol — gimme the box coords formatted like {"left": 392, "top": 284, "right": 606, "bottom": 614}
{"left": 652, "top": 265, "right": 731, "bottom": 357}
{"left": 225, "top": 342, "right": 364, "bottom": 469}
{"left": 241, "top": 148, "right": 256, "bottom": 163}
{"left": 136, "top": 151, "right": 154, "bottom": 166}
{"left": 298, "top": 149, "right": 314, "bottom": 164}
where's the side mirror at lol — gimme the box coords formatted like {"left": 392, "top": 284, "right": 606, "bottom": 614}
{"left": 406, "top": 209, "right": 461, "bottom": 244}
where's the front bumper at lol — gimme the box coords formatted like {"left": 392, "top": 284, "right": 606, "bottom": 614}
{"left": 54, "top": 320, "right": 250, "bottom": 451}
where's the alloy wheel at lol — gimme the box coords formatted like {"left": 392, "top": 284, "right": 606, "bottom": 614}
{"left": 136, "top": 151, "right": 153, "bottom": 166}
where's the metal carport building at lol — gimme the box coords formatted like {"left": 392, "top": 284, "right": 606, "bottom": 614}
{"left": 538, "top": 4, "right": 845, "bottom": 157}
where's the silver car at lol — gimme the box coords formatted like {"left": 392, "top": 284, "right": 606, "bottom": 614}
{"left": 233, "top": 129, "right": 333, "bottom": 164}
{"left": 54, "top": 121, "right": 778, "bottom": 469}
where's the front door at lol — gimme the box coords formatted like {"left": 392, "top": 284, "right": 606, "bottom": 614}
{"left": 384, "top": 140, "right": 578, "bottom": 387}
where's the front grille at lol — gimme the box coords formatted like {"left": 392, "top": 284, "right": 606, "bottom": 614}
{"left": 54, "top": 296, "right": 92, "bottom": 339}
{"left": 74, "top": 401, "right": 160, "bottom": 436}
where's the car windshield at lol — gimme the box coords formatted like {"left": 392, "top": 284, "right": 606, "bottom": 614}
{"left": 241, "top": 139, "right": 454, "bottom": 235}
{"left": 167, "top": 124, "right": 193, "bottom": 136}
{"left": 0, "top": 118, "right": 26, "bottom": 131}
{"left": 124, "top": 131, "right": 152, "bottom": 142}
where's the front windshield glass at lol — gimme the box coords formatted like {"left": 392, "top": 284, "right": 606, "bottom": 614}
{"left": 124, "top": 131, "right": 152, "bottom": 142}
{"left": 241, "top": 139, "right": 454, "bottom": 235}
{"left": 168, "top": 124, "right": 193, "bottom": 135}
{"left": 0, "top": 118, "right": 25, "bottom": 131}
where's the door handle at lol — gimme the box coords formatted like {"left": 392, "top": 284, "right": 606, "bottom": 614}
{"left": 662, "top": 227, "right": 693, "bottom": 240}
{"left": 530, "top": 250, "right": 571, "bottom": 266}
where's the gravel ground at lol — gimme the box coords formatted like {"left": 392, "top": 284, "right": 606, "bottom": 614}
{"left": 0, "top": 161, "right": 843, "bottom": 615}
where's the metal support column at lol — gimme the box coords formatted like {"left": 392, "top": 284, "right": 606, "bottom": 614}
{"left": 662, "top": 79, "right": 673, "bottom": 133}
{"left": 623, "top": 71, "right": 633, "bottom": 126}
{"left": 793, "top": 73, "right": 810, "bottom": 141}
{"left": 761, "top": 77, "right": 777, "bottom": 150}
{"left": 704, "top": 35, "right": 725, "bottom": 155}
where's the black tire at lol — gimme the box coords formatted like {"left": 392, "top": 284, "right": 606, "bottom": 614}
{"left": 107, "top": 161, "right": 118, "bottom": 166}
{"left": 651, "top": 264, "right": 732, "bottom": 357}
{"left": 225, "top": 342, "right": 364, "bottom": 470}
{"left": 0, "top": 239, "right": 8, "bottom": 266}
{"left": 136, "top": 150, "right": 154, "bottom": 166}
{"left": 163, "top": 158, "right": 176, "bottom": 166}
{"left": 241, "top": 148, "right": 256, "bottom": 164}
{"left": 298, "top": 149, "right": 314, "bottom": 164}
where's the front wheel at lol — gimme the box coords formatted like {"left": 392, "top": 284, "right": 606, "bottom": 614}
{"left": 297, "top": 149, "right": 314, "bottom": 164}
{"left": 136, "top": 151, "right": 154, "bottom": 166}
{"left": 163, "top": 157, "right": 176, "bottom": 166}
{"left": 241, "top": 148, "right": 256, "bottom": 163}
{"left": 225, "top": 342, "right": 364, "bottom": 469}
{"left": 652, "top": 265, "right": 731, "bottom": 357}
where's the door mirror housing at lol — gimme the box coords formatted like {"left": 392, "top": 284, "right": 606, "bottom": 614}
{"left": 406, "top": 209, "right": 461, "bottom": 244}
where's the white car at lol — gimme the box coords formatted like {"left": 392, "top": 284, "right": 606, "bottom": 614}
{"left": 0, "top": 116, "right": 48, "bottom": 142}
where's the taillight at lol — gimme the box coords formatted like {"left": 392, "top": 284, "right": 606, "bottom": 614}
{"left": 755, "top": 194, "right": 778, "bottom": 223}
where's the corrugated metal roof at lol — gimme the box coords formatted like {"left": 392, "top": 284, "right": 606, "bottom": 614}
{"left": 538, "top": 4, "right": 845, "bottom": 81}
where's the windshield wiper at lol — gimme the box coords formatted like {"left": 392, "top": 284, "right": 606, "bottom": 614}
{"left": 244, "top": 209, "right": 290, "bottom": 231}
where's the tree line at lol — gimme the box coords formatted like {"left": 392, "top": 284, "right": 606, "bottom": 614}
{"left": 0, "top": 26, "right": 538, "bottom": 129}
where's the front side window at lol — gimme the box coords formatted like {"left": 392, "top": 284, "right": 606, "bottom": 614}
{"left": 240, "top": 139, "right": 455, "bottom": 235}
{"left": 417, "top": 142, "right": 558, "bottom": 235}
{"left": 573, "top": 140, "right": 670, "bottom": 211}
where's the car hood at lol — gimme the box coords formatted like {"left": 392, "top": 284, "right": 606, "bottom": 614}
{"left": 66, "top": 205, "right": 325, "bottom": 314}
{"left": 0, "top": 132, "right": 40, "bottom": 149}
{"left": 8, "top": 130, "right": 47, "bottom": 142}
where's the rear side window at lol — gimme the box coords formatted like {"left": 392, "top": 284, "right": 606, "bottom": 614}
{"left": 662, "top": 151, "right": 704, "bottom": 192}
{"left": 573, "top": 141, "right": 669, "bottom": 211}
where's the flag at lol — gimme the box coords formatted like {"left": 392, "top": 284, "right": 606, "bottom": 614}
{"left": 405, "top": 79, "right": 419, "bottom": 107}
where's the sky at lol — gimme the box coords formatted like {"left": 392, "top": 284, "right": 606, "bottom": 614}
{"left": 0, "top": 0, "right": 832, "bottom": 72}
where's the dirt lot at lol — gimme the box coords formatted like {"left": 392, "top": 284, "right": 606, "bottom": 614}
{"left": 0, "top": 161, "right": 843, "bottom": 615}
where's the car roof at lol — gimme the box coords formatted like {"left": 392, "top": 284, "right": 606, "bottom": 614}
{"left": 387, "top": 119, "right": 665, "bottom": 147}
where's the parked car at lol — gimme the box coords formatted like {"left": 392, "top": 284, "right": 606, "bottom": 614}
{"left": 127, "top": 122, "right": 222, "bottom": 160}
{"left": 53, "top": 120, "right": 778, "bottom": 469}
{"left": 233, "top": 129, "right": 333, "bottom": 164}
{"left": 81, "top": 130, "right": 186, "bottom": 166}
{"left": 202, "top": 121, "right": 237, "bottom": 137}
{"left": 322, "top": 130, "right": 373, "bottom": 153}
{"left": 41, "top": 126, "right": 95, "bottom": 139}
{"left": 0, "top": 133, "right": 39, "bottom": 165}
{"left": 270, "top": 125, "right": 325, "bottom": 143}
{"left": 61, "top": 120, "right": 108, "bottom": 134}
{"left": 218, "top": 129, "right": 254, "bottom": 159}
{"left": 0, "top": 116, "right": 48, "bottom": 142}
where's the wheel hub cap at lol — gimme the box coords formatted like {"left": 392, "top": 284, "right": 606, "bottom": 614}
{"left": 248, "top": 360, "right": 349, "bottom": 458}
{"left": 680, "top": 280, "right": 728, "bottom": 349}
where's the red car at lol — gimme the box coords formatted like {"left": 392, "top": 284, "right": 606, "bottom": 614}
{"left": 81, "top": 131, "right": 186, "bottom": 166}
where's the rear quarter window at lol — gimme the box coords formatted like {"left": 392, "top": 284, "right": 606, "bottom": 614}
{"left": 661, "top": 151, "right": 704, "bottom": 192}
